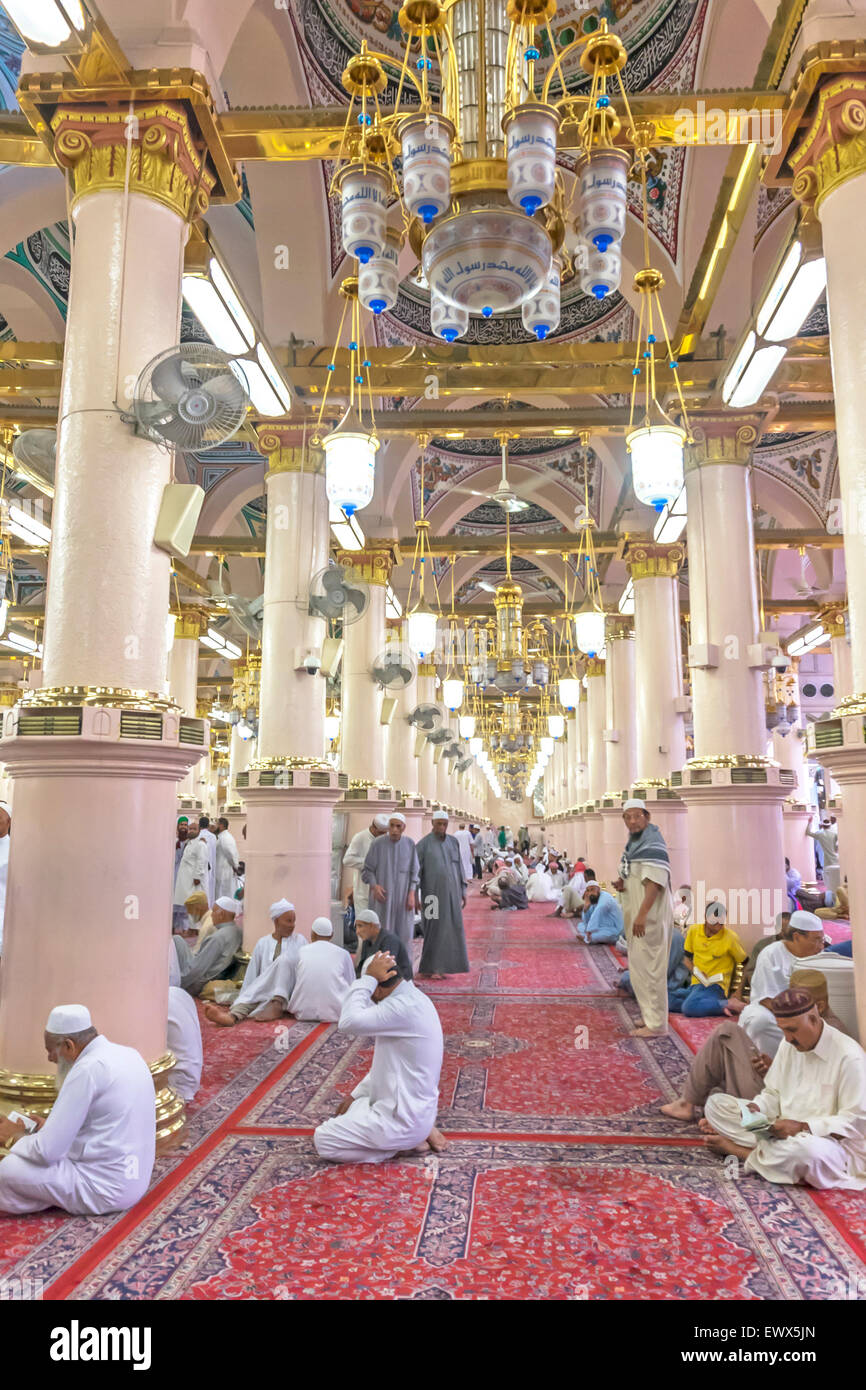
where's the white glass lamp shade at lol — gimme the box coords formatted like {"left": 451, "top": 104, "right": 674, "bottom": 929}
{"left": 323, "top": 427, "right": 379, "bottom": 516}
{"left": 579, "top": 150, "right": 629, "bottom": 253}
{"left": 579, "top": 241, "right": 622, "bottom": 300}
{"left": 459, "top": 714, "right": 476, "bottom": 738}
{"left": 558, "top": 677, "right": 580, "bottom": 709}
{"left": 521, "top": 256, "right": 561, "bottom": 341}
{"left": 574, "top": 608, "right": 606, "bottom": 657}
{"left": 423, "top": 207, "right": 552, "bottom": 314}
{"left": 324, "top": 713, "right": 341, "bottom": 741}
{"left": 400, "top": 114, "right": 454, "bottom": 224}
{"left": 504, "top": 104, "right": 561, "bottom": 217}
{"left": 469, "top": 737, "right": 483, "bottom": 756}
{"left": 431, "top": 290, "right": 469, "bottom": 343}
{"left": 336, "top": 162, "right": 389, "bottom": 265}
{"left": 406, "top": 600, "right": 438, "bottom": 658}
{"left": 628, "top": 424, "right": 686, "bottom": 512}
{"left": 4, "top": 0, "right": 86, "bottom": 44}
{"left": 548, "top": 713, "right": 565, "bottom": 739}
{"left": 442, "top": 677, "right": 464, "bottom": 710}
{"left": 358, "top": 232, "right": 400, "bottom": 315}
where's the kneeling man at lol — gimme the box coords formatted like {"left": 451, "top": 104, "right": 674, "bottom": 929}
{"left": 314, "top": 952, "right": 445, "bottom": 1163}
{"left": 0, "top": 1005, "right": 155, "bottom": 1215}
{"left": 703, "top": 987, "right": 866, "bottom": 1190}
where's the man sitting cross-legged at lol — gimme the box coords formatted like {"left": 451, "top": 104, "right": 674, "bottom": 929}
{"left": 667, "top": 900, "right": 748, "bottom": 1017}
{"left": 314, "top": 951, "right": 445, "bottom": 1163}
{"left": 701, "top": 987, "right": 866, "bottom": 1190}
{"left": 660, "top": 968, "right": 850, "bottom": 1122}
{"left": 204, "top": 898, "right": 305, "bottom": 1027}
{"left": 574, "top": 878, "right": 623, "bottom": 945}
{"left": 288, "top": 917, "right": 356, "bottom": 1022}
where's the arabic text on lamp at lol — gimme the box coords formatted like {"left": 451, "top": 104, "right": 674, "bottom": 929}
{"left": 422, "top": 207, "right": 552, "bottom": 314}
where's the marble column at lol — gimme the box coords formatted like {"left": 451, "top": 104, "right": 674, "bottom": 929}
{"left": 415, "top": 663, "right": 438, "bottom": 825}
{"left": 239, "top": 430, "right": 343, "bottom": 948}
{"left": 822, "top": 605, "right": 853, "bottom": 704}
{"left": 0, "top": 103, "right": 214, "bottom": 1136}
{"left": 169, "top": 612, "right": 206, "bottom": 804}
{"left": 626, "top": 541, "right": 690, "bottom": 886}
{"left": 677, "top": 416, "right": 790, "bottom": 946}
{"left": 789, "top": 71, "right": 866, "bottom": 1033}
{"left": 584, "top": 657, "right": 606, "bottom": 875}
{"left": 599, "top": 617, "right": 637, "bottom": 874}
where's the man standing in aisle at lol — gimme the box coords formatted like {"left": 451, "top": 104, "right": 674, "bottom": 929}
{"left": 807, "top": 817, "right": 841, "bottom": 892}
{"left": 214, "top": 816, "right": 240, "bottom": 901}
{"left": 417, "top": 810, "right": 469, "bottom": 979}
{"left": 452, "top": 822, "right": 474, "bottom": 886}
{"left": 198, "top": 816, "right": 217, "bottom": 904}
{"left": 612, "top": 798, "right": 674, "bottom": 1039}
{"left": 174, "top": 822, "right": 209, "bottom": 911}
{"left": 362, "top": 813, "right": 420, "bottom": 953}
{"left": 343, "top": 814, "right": 389, "bottom": 915}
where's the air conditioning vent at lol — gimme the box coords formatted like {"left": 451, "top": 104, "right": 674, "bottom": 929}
{"left": 179, "top": 717, "right": 206, "bottom": 746}
{"left": 731, "top": 768, "right": 768, "bottom": 784}
{"left": 310, "top": 771, "right": 332, "bottom": 788}
{"left": 812, "top": 720, "right": 844, "bottom": 751}
{"left": 235, "top": 772, "right": 250, "bottom": 788}
{"left": 670, "top": 771, "right": 683, "bottom": 787}
{"left": 120, "top": 711, "right": 163, "bottom": 741}
{"left": 689, "top": 769, "right": 712, "bottom": 786}
{"left": 17, "top": 709, "right": 82, "bottom": 737}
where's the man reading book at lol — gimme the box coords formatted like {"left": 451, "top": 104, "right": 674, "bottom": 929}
{"left": 668, "top": 900, "right": 748, "bottom": 1017}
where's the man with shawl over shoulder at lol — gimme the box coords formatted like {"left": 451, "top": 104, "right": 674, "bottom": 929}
{"left": 612, "top": 799, "right": 674, "bottom": 1038}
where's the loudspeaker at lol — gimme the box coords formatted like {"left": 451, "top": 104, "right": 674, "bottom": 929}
{"left": 153, "top": 483, "right": 205, "bottom": 558}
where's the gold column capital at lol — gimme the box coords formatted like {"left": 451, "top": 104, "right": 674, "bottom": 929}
{"left": 417, "top": 660, "right": 437, "bottom": 677}
{"left": 50, "top": 101, "right": 216, "bottom": 218}
{"left": 625, "top": 541, "right": 685, "bottom": 580}
{"left": 335, "top": 544, "right": 400, "bottom": 587}
{"left": 789, "top": 64, "right": 866, "bottom": 211}
{"left": 819, "top": 603, "right": 848, "bottom": 639}
{"left": 174, "top": 610, "right": 208, "bottom": 641}
{"left": 257, "top": 425, "right": 323, "bottom": 475}
{"left": 685, "top": 413, "right": 764, "bottom": 470}
{"left": 606, "top": 614, "right": 634, "bottom": 641}
{"left": 584, "top": 657, "right": 605, "bottom": 678}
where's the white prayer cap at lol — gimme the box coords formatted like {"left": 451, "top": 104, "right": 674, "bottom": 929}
{"left": 356, "top": 909, "right": 380, "bottom": 926}
{"left": 372, "top": 814, "right": 390, "bottom": 830}
{"left": 432, "top": 810, "right": 449, "bottom": 821}
{"left": 269, "top": 898, "right": 295, "bottom": 920}
{"left": 705, "top": 900, "right": 727, "bottom": 925}
{"left": 312, "top": 916, "right": 334, "bottom": 937}
{"left": 389, "top": 812, "right": 406, "bottom": 825}
{"left": 622, "top": 798, "right": 647, "bottom": 812}
{"left": 46, "top": 1004, "right": 92, "bottom": 1036}
{"left": 214, "top": 896, "right": 238, "bottom": 915}
{"left": 789, "top": 909, "right": 825, "bottom": 934}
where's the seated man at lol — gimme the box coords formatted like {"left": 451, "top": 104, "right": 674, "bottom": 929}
{"left": 314, "top": 951, "right": 445, "bottom": 1163}
{"left": 731, "top": 909, "right": 825, "bottom": 1054}
{"left": 288, "top": 917, "right": 356, "bottom": 1022}
{"left": 660, "top": 968, "right": 847, "bottom": 1121}
{"left": 575, "top": 881, "right": 624, "bottom": 945}
{"left": 558, "top": 863, "right": 591, "bottom": 919}
{"left": 668, "top": 901, "right": 748, "bottom": 1017}
{"left": 173, "top": 897, "right": 242, "bottom": 997}
{"left": 785, "top": 857, "right": 803, "bottom": 912}
{"left": 702, "top": 987, "right": 866, "bottom": 1189}
{"left": 488, "top": 869, "right": 529, "bottom": 911}
{"left": 617, "top": 923, "right": 689, "bottom": 998}
{"left": 0, "top": 1005, "right": 155, "bottom": 1215}
{"left": 167, "top": 985, "right": 203, "bottom": 1103}
{"left": 204, "top": 899, "right": 304, "bottom": 1027}
{"left": 736, "top": 912, "right": 791, "bottom": 999}
{"left": 181, "top": 891, "right": 211, "bottom": 942}
{"left": 355, "top": 907, "right": 413, "bottom": 982}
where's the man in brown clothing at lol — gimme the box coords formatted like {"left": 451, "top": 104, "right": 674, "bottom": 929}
{"left": 660, "top": 970, "right": 850, "bottom": 1122}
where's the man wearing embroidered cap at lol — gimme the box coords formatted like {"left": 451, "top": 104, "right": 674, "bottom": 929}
{"left": 702, "top": 987, "right": 866, "bottom": 1189}
{"left": 0, "top": 1005, "right": 155, "bottom": 1215}
{"left": 612, "top": 799, "right": 675, "bottom": 1038}
{"left": 204, "top": 900, "right": 305, "bottom": 1027}
{"left": 173, "top": 897, "right": 242, "bottom": 997}
{"left": 288, "top": 917, "right": 356, "bottom": 1022}
{"left": 362, "top": 813, "right": 420, "bottom": 952}
{"left": 343, "top": 814, "right": 390, "bottom": 915}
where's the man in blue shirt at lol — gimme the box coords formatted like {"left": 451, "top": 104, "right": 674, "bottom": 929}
{"left": 575, "top": 880, "right": 624, "bottom": 945}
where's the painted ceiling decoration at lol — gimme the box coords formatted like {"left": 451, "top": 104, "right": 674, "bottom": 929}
{"left": 413, "top": 436, "right": 598, "bottom": 521}
{"left": 753, "top": 431, "right": 839, "bottom": 525}
{"left": 456, "top": 501, "right": 561, "bottom": 533}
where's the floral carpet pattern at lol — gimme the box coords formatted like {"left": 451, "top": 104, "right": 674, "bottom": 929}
{"left": 0, "top": 891, "right": 863, "bottom": 1300}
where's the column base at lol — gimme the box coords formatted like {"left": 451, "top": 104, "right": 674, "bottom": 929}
{"left": 675, "top": 765, "right": 791, "bottom": 949}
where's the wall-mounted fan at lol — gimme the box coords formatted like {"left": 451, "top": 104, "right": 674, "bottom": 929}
{"left": 208, "top": 574, "right": 264, "bottom": 641}
{"left": 456, "top": 756, "right": 474, "bottom": 774}
{"left": 308, "top": 564, "right": 370, "bottom": 625}
{"left": 11, "top": 429, "right": 56, "bottom": 497}
{"left": 408, "top": 702, "right": 443, "bottom": 731}
{"left": 132, "top": 344, "right": 249, "bottom": 452}
{"left": 371, "top": 644, "right": 417, "bottom": 690}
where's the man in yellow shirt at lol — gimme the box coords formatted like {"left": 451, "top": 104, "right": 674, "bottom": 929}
{"left": 669, "top": 900, "right": 748, "bottom": 1017}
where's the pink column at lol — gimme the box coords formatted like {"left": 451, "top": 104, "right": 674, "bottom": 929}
{"left": 677, "top": 416, "right": 789, "bottom": 947}
{"left": 169, "top": 614, "right": 205, "bottom": 804}
{"left": 0, "top": 104, "right": 214, "bottom": 1131}
{"left": 823, "top": 607, "right": 853, "bottom": 703}
{"left": 584, "top": 658, "right": 606, "bottom": 874}
{"left": 240, "top": 431, "right": 343, "bottom": 948}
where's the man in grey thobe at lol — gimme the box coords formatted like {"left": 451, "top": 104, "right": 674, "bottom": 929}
{"left": 173, "top": 899, "right": 242, "bottom": 996}
{"left": 362, "top": 813, "right": 420, "bottom": 952}
{"left": 417, "top": 811, "right": 469, "bottom": 978}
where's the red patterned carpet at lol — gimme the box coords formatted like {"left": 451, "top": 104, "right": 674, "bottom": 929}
{"left": 1, "top": 887, "right": 864, "bottom": 1301}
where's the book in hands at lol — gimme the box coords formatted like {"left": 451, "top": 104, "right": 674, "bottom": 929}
{"left": 694, "top": 967, "right": 725, "bottom": 987}
{"left": 738, "top": 1099, "right": 771, "bottom": 1132}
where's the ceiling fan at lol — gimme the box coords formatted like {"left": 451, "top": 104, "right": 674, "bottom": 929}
{"left": 449, "top": 431, "right": 550, "bottom": 514}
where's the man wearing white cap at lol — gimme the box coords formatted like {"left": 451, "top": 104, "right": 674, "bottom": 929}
{"left": 173, "top": 823, "right": 209, "bottom": 912}
{"left": 355, "top": 908, "right": 413, "bottom": 983}
{"left": 173, "top": 897, "right": 242, "bottom": 996}
{"left": 0, "top": 798, "right": 10, "bottom": 957}
{"left": 612, "top": 799, "right": 675, "bottom": 1038}
{"left": 0, "top": 1006, "right": 155, "bottom": 1215}
{"left": 204, "top": 900, "right": 305, "bottom": 1026}
{"left": 416, "top": 811, "right": 469, "bottom": 979}
{"left": 288, "top": 917, "right": 356, "bottom": 1022}
{"left": 730, "top": 909, "right": 826, "bottom": 1055}
{"left": 362, "top": 813, "right": 420, "bottom": 952}
{"left": 343, "top": 814, "right": 389, "bottom": 914}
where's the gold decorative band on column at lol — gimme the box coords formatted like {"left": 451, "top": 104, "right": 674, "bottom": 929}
{"left": 0, "top": 682, "right": 19, "bottom": 708}
{"left": 174, "top": 612, "right": 208, "bottom": 642}
{"left": 606, "top": 615, "right": 634, "bottom": 641}
{"left": 819, "top": 604, "right": 848, "bottom": 640}
{"left": 584, "top": 657, "right": 606, "bottom": 678}
{"left": 417, "top": 661, "right": 438, "bottom": 678}
{"left": 789, "top": 66, "right": 866, "bottom": 212}
{"left": 625, "top": 542, "right": 685, "bottom": 580}
{"left": 257, "top": 426, "right": 324, "bottom": 475}
{"left": 49, "top": 101, "right": 217, "bottom": 219}
{"left": 833, "top": 690, "right": 866, "bottom": 717}
{"left": 685, "top": 753, "right": 778, "bottom": 769}
{"left": 334, "top": 544, "right": 401, "bottom": 587}
{"left": 150, "top": 1050, "right": 187, "bottom": 1150}
{"left": 19, "top": 684, "right": 181, "bottom": 712}
{"left": 684, "top": 414, "right": 763, "bottom": 470}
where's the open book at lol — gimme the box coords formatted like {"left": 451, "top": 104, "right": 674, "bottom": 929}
{"left": 693, "top": 966, "right": 725, "bottom": 987}
{"left": 738, "top": 1099, "right": 771, "bottom": 1132}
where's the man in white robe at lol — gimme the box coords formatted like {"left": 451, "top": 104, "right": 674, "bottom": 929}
{"left": 174, "top": 830, "right": 209, "bottom": 909}
{"left": 704, "top": 987, "right": 866, "bottom": 1190}
{"left": 453, "top": 822, "right": 474, "bottom": 884}
{"left": 0, "top": 1005, "right": 155, "bottom": 1215}
{"left": 732, "top": 910, "right": 825, "bottom": 1055}
{"left": 173, "top": 898, "right": 242, "bottom": 996}
{"left": 343, "top": 814, "right": 389, "bottom": 914}
{"left": 612, "top": 799, "right": 674, "bottom": 1038}
{"left": 197, "top": 816, "right": 217, "bottom": 904}
{"left": 288, "top": 917, "right": 356, "bottom": 1022}
{"left": 167, "top": 985, "right": 203, "bottom": 1102}
{"left": 203, "top": 899, "right": 305, "bottom": 1026}
{"left": 807, "top": 818, "right": 841, "bottom": 891}
{"left": 214, "top": 816, "right": 240, "bottom": 901}
{"left": 0, "top": 799, "right": 10, "bottom": 956}
{"left": 314, "top": 951, "right": 445, "bottom": 1163}
{"left": 361, "top": 813, "right": 420, "bottom": 952}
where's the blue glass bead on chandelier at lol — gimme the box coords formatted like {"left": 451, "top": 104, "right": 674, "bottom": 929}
{"left": 357, "top": 113, "right": 372, "bottom": 126}
{"left": 525, "top": 46, "right": 540, "bottom": 60}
